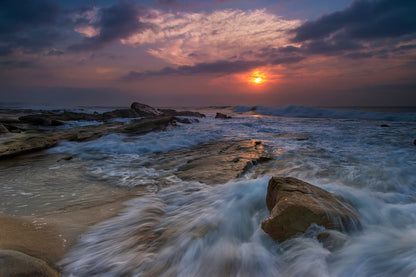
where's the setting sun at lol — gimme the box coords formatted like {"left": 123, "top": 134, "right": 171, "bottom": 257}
{"left": 250, "top": 71, "right": 266, "bottom": 84}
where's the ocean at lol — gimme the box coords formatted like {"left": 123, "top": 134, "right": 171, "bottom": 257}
{"left": 1, "top": 105, "right": 416, "bottom": 276}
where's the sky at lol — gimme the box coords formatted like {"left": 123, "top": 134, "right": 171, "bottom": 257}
{"left": 0, "top": 0, "right": 415, "bottom": 107}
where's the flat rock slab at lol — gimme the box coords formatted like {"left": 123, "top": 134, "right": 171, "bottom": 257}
{"left": 149, "top": 139, "right": 273, "bottom": 185}
{"left": 261, "top": 177, "right": 360, "bottom": 242}
{"left": 0, "top": 250, "right": 59, "bottom": 277}
{"left": 0, "top": 116, "right": 177, "bottom": 159}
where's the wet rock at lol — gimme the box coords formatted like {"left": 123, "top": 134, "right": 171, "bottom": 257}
{"left": 159, "top": 108, "right": 206, "bottom": 118}
{"left": 176, "top": 117, "right": 199, "bottom": 124}
{"left": 121, "top": 116, "right": 177, "bottom": 135}
{"left": 380, "top": 124, "right": 390, "bottom": 127}
{"left": 100, "top": 108, "right": 140, "bottom": 120}
{"left": 0, "top": 123, "right": 8, "bottom": 133}
{"left": 131, "top": 102, "right": 163, "bottom": 117}
{"left": 173, "top": 140, "right": 273, "bottom": 184}
{"left": 261, "top": 177, "right": 360, "bottom": 242}
{"left": 19, "top": 115, "right": 64, "bottom": 126}
{"left": 0, "top": 250, "right": 59, "bottom": 277}
{"left": 316, "top": 230, "right": 348, "bottom": 251}
{"left": 215, "top": 112, "right": 232, "bottom": 119}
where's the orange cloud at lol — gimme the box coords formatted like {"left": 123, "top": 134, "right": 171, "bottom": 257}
{"left": 121, "top": 9, "right": 301, "bottom": 66}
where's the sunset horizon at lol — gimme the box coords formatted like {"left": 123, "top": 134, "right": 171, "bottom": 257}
{"left": 1, "top": 0, "right": 415, "bottom": 107}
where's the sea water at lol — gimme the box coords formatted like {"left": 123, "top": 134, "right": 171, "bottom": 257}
{"left": 2, "top": 105, "right": 416, "bottom": 276}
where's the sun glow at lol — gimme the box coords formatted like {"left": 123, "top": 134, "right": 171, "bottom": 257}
{"left": 250, "top": 71, "right": 266, "bottom": 84}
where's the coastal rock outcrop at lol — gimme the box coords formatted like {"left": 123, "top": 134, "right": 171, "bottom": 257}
{"left": 215, "top": 112, "right": 232, "bottom": 119}
{"left": 0, "top": 250, "right": 59, "bottom": 277}
{"left": 19, "top": 115, "right": 64, "bottom": 126}
{"left": 131, "top": 102, "right": 163, "bottom": 117}
{"left": 159, "top": 108, "right": 205, "bottom": 118}
{"left": 261, "top": 177, "right": 360, "bottom": 242}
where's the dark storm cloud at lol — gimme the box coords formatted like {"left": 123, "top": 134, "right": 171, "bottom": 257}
{"left": 68, "top": 0, "right": 150, "bottom": 52}
{"left": 123, "top": 60, "right": 264, "bottom": 80}
{"left": 0, "top": 0, "right": 63, "bottom": 55}
{"left": 0, "top": 0, "right": 60, "bottom": 34}
{"left": 155, "top": 0, "right": 178, "bottom": 5}
{"left": 290, "top": 0, "right": 416, "bottom": 59}
{"left": 123, "top": 57, "right": 305, "bottom": 80}
{"left": 301, "top": 39, "right": 362, "bottom": 55}
{"left": 46, "top": 50, "right": 65, "bottom": 56}
{"left": 293, "top": 0, "right": 416, "bottom": 42}
{"left": 0, "top": 60, "right": 38, "bottom": 68}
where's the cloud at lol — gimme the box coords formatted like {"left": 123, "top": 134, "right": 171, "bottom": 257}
{"left": 288, "top": 0, "right": 416, "bottom": 59}
{"left": 293, "top": 0, "right": 416, "bottom": 42}
{"left": 0, "top": 0, "right": 62, "bottom": 54}
{"left": 122, "top": 56, "right": 305, "bottom": 80}
{"left": 155, "top": 0, "right": 178, "bottom": 5}
{"left": 122, "top": 9, "right": 302, "bottom": 65}
{"left": 0, "top": 0, "right": 60, "bottom": 34}
{"left": 69, "top": 0, "right": 150, "bottom": 51}
{"left": 46, "top": 49, "right": 65, "bottom": 56}
{"left": 0, "top": 60, "right": 38, "bottom": 69}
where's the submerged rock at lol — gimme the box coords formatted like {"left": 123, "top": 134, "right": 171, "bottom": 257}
{"left": 261, "top": 177, "right": 360, "bottom": 242}
{"left": 0, "top": 250, "right": 59, "bottom": 277}
{"left": 316, "top": 230, "right": 348, "bottom": 251}
{"left": 215, "top": 112, "right": 232, "bottom": 119}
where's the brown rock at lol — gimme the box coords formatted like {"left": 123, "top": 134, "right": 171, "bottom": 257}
{"left": 0, "top": 250, "right": 59, "bottom": 277}
{"left": 159, "top": 108, "right": 205, "bottom": 118}
{"left": 131, "top": 102, "right": 163, "bottom": 117}
{"left": 121, "top": 116, "right": 177, "bottom": 134}
{"left": 174, "top": 140, "right": 273, "bottom": 184}
{"left": 261, "top": 177, "right": 360, "bottom": 242}
{"left": 215, "top": 112, "right": 232, "bottom": 119}
{"left": 100, "top": 108, "right": 140, "bottom": 120}
{"left": 19, "top": 115, "right": 64, "bottom": 126}
{"left": 316, "top": 230, "right": 348, "bottom": 251}
{"left": 0, "top": 123, "right": 8, "bottom": 133}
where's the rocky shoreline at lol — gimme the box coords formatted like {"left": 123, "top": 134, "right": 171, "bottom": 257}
{"left": 0, "top": 102, "right": 361, "bottom": 276}
{"left": 0, "top": 102, "right": 205, "bottom": 159}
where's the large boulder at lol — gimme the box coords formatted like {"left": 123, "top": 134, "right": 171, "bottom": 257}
{"left": 261, "top": 177, "right": 360, "bottom": 242}
{"left": 0, "top": 250, "right": 59, "bottom": 277}
{"left": 131, "top": 102, "right": 163, "bottom": 117}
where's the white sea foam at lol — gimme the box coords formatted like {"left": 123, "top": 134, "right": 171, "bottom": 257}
{"left": 29, "top": 107, "right": 416, "bottom": 276}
